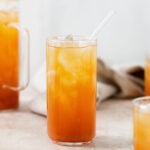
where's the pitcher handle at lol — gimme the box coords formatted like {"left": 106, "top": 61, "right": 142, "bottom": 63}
{"left": 2, "top": 23, "right": 30, "bottom": 91}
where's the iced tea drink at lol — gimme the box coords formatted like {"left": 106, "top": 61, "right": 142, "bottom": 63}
{"left": 133, "top": 97, "right": 150, "bottom": 150}
{"left": 145, "top": 57, "right": 150, "bottom": 95}
{"left": 47, "top": 36, "right": 96, "bottom": 144}
{"left": 0, "top": 3, "right": 19, "bottom": 109}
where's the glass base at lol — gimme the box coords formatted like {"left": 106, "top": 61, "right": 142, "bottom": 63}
{"left": 53, "top": 140, "right": 92, "bottom": 146}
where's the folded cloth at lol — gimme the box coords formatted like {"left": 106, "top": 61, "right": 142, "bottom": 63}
{"left": 28, "top": 59, "right": 144, "bottom": 116}
{"left": 97, "top": 59, "right": 144, "bottom": 101}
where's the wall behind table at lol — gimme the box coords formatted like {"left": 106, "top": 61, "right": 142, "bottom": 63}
{"left": 20, "top": 0, "right": 150, "bottom": 78}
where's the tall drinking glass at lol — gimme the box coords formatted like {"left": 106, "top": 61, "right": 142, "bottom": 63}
{"left": 133, "top": 97, "right": 150, "bottom": 150}
{"left": 0, "top": 0, "right": 29, "bottom": 110}
{"left": 46, "top": 36, "right": 97, "bottom": 145}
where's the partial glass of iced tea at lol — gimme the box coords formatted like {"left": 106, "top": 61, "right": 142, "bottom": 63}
{"left": 145, "top": 57, "right": 150, "bottom": 95}
{"left": 46, "top": 36, "right": 97, "bottom": 145}
{"left": 133, "top": 97, "right": 150, "bottom": 150}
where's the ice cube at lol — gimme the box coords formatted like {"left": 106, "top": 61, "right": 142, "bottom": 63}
{"left": 65, "top": 34, "right": 73, "bottom": 41}
{"left": 51, "top": 36, "right": 58, "bottom": 40}
{"left": 58, "top": 47, "right": 81, "bottom": 72}
{"left": 60, "top": 34, "right": 74, "bottom": 47}
{"left": 0, "top": 10, "right": 18, "bottom": 24}
{"left": 0, "top": 10, "right": 8, "bottom": 23}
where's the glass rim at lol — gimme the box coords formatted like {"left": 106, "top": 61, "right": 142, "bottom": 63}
{"left": 46, "top": 35, "right": 97, "bottom": 46}
{"left": 133, "top": 96, "right": 150, "bottom": 107}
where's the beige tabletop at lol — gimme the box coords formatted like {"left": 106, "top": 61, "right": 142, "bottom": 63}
{"left": 0, "top": 99, "right": 133, "bottom": 150}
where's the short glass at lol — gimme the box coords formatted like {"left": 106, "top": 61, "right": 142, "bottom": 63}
{"left": 46, "top": 36, "right": 97, "bottom": 145}
{"left": 0, "top": 0, "right": 29, "bottom": 110}
{"left": 133, "top": 96, "right": 150, "bottom": 150}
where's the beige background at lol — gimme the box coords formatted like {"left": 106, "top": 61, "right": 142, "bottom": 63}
{"left": 20, "top": 0, "right": 150, "bottom": 78}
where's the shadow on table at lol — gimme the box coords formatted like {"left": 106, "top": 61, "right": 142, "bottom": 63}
{"left": 88, "top": 135, "right": 133, "bottom": 150}
{"left": 51, "top": 136, "right": 133, "bottom": 150}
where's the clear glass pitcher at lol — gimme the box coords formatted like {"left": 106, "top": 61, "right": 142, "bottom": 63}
{"left": 0, "top": 0, "right": 29, "bottom": 109}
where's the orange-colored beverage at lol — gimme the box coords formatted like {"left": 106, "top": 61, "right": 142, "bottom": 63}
{"left": 47, "top": 36, "right": 96, "bottom": 144}
{"left": 145, "top": 57, "right": 150, "bottom": 95}
{"left": 0, "top": 8, "right": 19, "bottom": 109}
{"left": 133, "top": 97, "right": 150, "bottom": 150}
